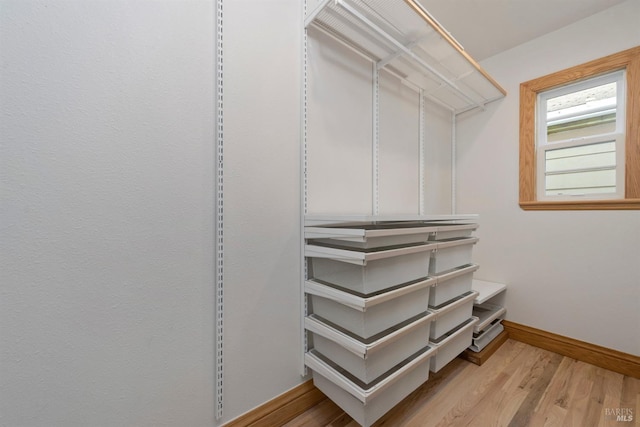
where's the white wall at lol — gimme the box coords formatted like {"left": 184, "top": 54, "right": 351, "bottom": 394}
{"left": 223, "top": 0, "right": 303, "bottom": 423}
{"left": 456, "top": 0, "right": 640, "bottom": 355}
{"left": 306, "top": 30, "right": 453, "bottom": 216}
{"left": 378, "top": 70, "right": 420, "bottom": 215}
{"left": 1, "top": 2, "right": 216, "bottom": 426}
{"left": 1, "top": 1, "right": 312, "bottom": 425}
{"left": 307, "top": 28, "right": 373, "bottom": 214}
{"left": 424, "top": 101, "right": 453, "bottom": 215}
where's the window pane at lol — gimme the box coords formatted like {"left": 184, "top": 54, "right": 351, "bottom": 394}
{"left": 545, "top": 141, "right": 616, "bottom": 173}
{"left": 544, "top": 140, "right": 618, "bottom": 196}
{"left": 545, "top": 169, "right": 616, "bottom": 196}
{"left": 546, "top": 81, "right": 617, "bottom": 142}
{"left": 545, "top": 141, "right": 615, "bottom": 159}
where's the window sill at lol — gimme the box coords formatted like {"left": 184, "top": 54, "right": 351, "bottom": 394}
{"left": 519, "top": 199, "right": 640, "bottom": 210}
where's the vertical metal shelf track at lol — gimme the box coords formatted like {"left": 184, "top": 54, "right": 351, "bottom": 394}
{"left": 419, "top": 89, "right": 425, "bottom": 215}
{"left": 372, "top": 64, "right": 380, "bottom": 215}
{"left": 451, "top": 112, "right": 457, "bottom": 215}
{"left": 215, "top": 0, "right": 224, "bottom": 420}
{"left": 300, "top": 0, "right": 310, "bottom": 377}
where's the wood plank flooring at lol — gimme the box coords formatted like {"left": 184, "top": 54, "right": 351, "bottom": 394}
{"left": 284, "top": 340, "right": 640, "bottom": 427}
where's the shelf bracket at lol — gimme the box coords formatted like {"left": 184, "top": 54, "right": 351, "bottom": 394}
{"left": 304, "top": 0, "right": 334, "bottom": 28}
{"left": 376, "top": 32, "right": 434, "bottom": 70}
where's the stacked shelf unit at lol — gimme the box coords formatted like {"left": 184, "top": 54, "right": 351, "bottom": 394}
{"left": 303, "top": 217, "right": 480, "bottom": 426}
{"left": 302, "top": 1, "right": 507, "bottom": 425}
{"left": 468, "top": 279, "right": 507, "bottom": 353}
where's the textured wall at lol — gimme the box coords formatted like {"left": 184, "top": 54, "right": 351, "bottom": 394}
{"left": 222, "top": 0, "right": 304, "bottom": 422}
{"left": 1, "top": 2, "right": 216, "bottom": 426}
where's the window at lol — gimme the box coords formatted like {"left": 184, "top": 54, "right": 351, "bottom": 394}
{"left": 537, "top": 71, "right": 625, "bottom": 200}
{"left": 519, "top": 46, "right": 640, "bottom": 210}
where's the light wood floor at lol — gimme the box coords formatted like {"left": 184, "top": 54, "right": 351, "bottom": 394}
{"left": 285, "top": 339, "right": 640, "bottom": 427}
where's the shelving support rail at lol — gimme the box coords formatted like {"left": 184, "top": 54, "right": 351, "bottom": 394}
{"left": 305, "top": 0, "right": 506, "bottom": 114}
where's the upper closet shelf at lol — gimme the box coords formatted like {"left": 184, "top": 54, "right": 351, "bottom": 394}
{"left": 305, "top": 214, "right": 478, "bottom": 227}
{"left": 305, "top": 0, "right": 507, "bottom": 114}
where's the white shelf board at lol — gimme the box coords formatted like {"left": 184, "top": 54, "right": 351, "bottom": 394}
{"left": 305, "top": 277, "right": 436, "bottom": 311}
{"left": 469, "top": 320, "right": 504, "bottom": 352}
{"left": 472, "top": 303, "right": 506, "bottom": 332}
{"left": 305, "top": 214, "right": 478, "bottom": 226}
{"left": 472, "top": 279, "right": 506, "bottom": 305}
{"left": 305, "top": 241, "right": 436, "bottom": 263}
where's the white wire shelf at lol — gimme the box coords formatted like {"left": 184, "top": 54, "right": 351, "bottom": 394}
{"left": 304, "top": 214, "right": 478, "bottom": 226}
{"left": 305, "top": 0, "right": 506, "bottom": 114}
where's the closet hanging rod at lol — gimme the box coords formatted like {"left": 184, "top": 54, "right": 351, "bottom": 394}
{"left": 335, "top": 0, "right": 485, "bottom": 112}
{"left": 309, "top": 19, "right": 458, "bottom": 113}
{"left": 455, "top": 94, "right": 504, "bottom": 115}
{"left": 403, "top": 0, "right": 507, "bottom": 97}
{"left": 310, "top": 20, "right": 378, "bottom": 63}
{"left": 308, "top": 18, "right": 490, "bottom": 116}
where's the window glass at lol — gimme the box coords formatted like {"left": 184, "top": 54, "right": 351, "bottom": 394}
{"left": 545, "top": 81, "right": 617, "bottom": 143}
{"left": 536, "top": 71, "right": 624, "bottom": 200}
{"left": 544, "top": 140, "right": 618, "bottom": 196}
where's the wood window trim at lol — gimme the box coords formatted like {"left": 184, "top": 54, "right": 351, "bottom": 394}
{"left": 519, "top": 46, "right": 640, "bottom": 210}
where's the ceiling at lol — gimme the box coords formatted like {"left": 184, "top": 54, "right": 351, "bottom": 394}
{"left": 416, "top": 0, "right": 628, "bottom": 60}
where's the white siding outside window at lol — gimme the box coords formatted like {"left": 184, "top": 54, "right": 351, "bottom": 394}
{"left": 536, "top": 70, "right": 626, "bottom": 200}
